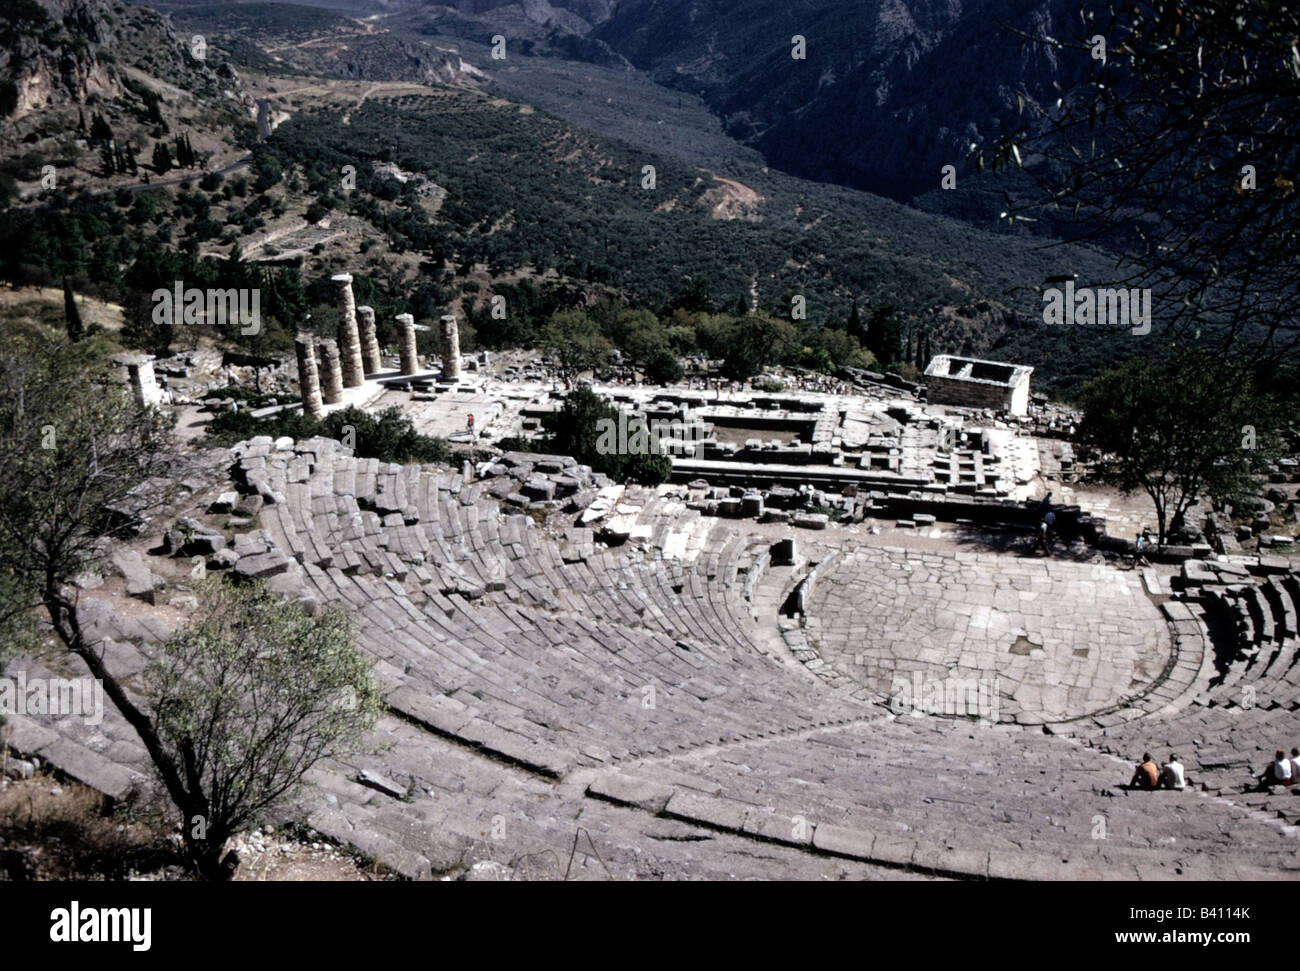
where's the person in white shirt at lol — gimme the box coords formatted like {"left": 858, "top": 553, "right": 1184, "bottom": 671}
{"left": 1160, "top": 754, "right": 1186, "bottom": 790}
{"left": 1262, "top": 750, "right": 1293, "bottom": 788}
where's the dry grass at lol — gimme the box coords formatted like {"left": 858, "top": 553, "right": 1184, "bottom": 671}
{"left": 0, "top": 765, "right": 388, "bottom": 881}
{"left": 0, "top": 769, "right": 183, "bottom": 881}
{"left": 0, "top": 287, "right": 126, "bottom": 334}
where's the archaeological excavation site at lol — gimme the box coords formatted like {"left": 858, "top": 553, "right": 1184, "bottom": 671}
{"left": 4, "top": 268, "right": 1298, "bottom": 885}
{"left": 4, "top": 0, "right": 1300, "bottom": 908}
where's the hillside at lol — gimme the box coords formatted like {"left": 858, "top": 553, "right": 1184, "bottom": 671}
{"left": 0, "top": 0, "right": 1142, "bottom": 396}
{"left": 0, "top": 0, "right": 254, "bottom": 209}
{"left": 590, "top": 0, "right": 1090, "bottom": 204}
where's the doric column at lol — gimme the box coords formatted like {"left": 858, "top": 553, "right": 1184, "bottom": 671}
{"left": 319, "top": 337, "right": 344, "bottom": 404}
{"left": 331, "top": 273, "right": 364, "bottom": 388}
{"left": 397, "top": 313, "right": 418, "bottom": 376}
{"left": 295, "top": 332, "right": 324, "bottom": 419}
{"left": 439, "top": 313, "right": 461, "bottom": 381}
{"left": 357, "top": 305, "right": 382, "bottom": 375}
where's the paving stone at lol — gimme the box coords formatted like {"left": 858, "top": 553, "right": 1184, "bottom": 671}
{"left": 663, "top": 791, "right": 748, "bottom": 832}
{"left": 586, "top": 773, "right": 674, "bottom": 813}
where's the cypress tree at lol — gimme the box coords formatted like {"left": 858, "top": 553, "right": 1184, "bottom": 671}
{"left": 847, "top": 298, "right": 862, "bottom": 343}
{"left": 90, "top": 112, "right": 113, "bottom": 142}
{"left": 63, "top": 277, "right": 84, "bottom": 342}
{"left": 152, "top": 141, "right": 173, "bottom": 174}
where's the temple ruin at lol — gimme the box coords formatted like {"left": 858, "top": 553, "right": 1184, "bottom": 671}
{"left": 397, "top": 313, "right": 418, "bottom": 376}
{"left": 924, "top": 355, "right": 1033, "bottom": 416}
{"left": 439, "top": 314, "right": 461, "bottom": 382}
{"left": 332, "top": 273, "right": 365, "bottom": 389}
{"left": 357, "top": 305, "right": 383, "bottom": 376}
{"left": 318, "top": 337, "right": 344, "bottom": 404}
{"left": 294, "top": 332, "right": 324, "bottom": 420}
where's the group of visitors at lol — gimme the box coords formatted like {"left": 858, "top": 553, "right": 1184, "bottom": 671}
{"left": 1128, "top": 752, "right": 1187, "bottom": 790}
{"left": 791, "top": 375, "right": 853, "bottom": 395}
{"left": 1129, "top": 748, "right": 1300, "bottom": 792}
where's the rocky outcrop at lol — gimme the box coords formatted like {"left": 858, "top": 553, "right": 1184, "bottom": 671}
{"left": 1, "top": 0, "right": 244, "bottom": 120}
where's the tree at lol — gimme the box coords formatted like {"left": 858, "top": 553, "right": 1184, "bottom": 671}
{"left": 63, "top": 276, "right": 84, "bottom": 342}
{"left": 98, "top": 142, "right": 117, "bottom": 176}
{"left": 542, "top": 310, "right": 611, "bottom": 375}
{"left": 146, "top": 580, "right": 381, "bottom": 880}
{"left": 605, "top": 308, "right": 667, "bottom": 370}
{"left": 541, "top": 387, "right": 672, "bottom": 485}
{"left": 89, "top": 112, "right": 114, "bottom": 142}
{"left": 819, "top": 327, "right": 875, "bottom": 370}
{"left": 984, "top": 1, "right": 1300, "bottom": 360}
{"left": 644, "top": 348, "right": 683, "bottom": 385}
{"left": 0, "top": 570, "right": 33, "bottom": 690}
{"left": 304, "top": 201, "right": 329, "bottom": 225}
{"left": 1076, "top": 352, "right": 1282, "bottom": 546}
{"left": 151, "top": 141, "right": 172, "bottom": 175}
{"left": 251, "top": 149, "right": 282, "bottom": 193}
{"left": 721, "top": 314, "right": 797, "bottom": 381}
{"left": 0, "top": 331, "right": 381, "bottom": 880}
{"left": 668, "top": 275, "right": 713, "bottom": 314}
{"left": 0, "top": 327, "right": 173, "bottom": 829}
{"left": 204, "top": 405, "right": 449, "bottom": 466}
{"left": 846, "top": 297, "right": 863, "bottom": 344}
{"left": 864, "top": 305, "right": 901, "bottom": 365}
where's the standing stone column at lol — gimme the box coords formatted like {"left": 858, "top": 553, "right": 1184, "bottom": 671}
{"left": 357, "top": 305, "right": 382, "bottom": 376}
{"left": 295, "top": 332, "right": 324, "bottom": 419}
{"left": 397, "top": 313, "right": 418, "bottom": 376}
{"left": 124, "top": 356, "right": 161, "bottom": 407}
{"left": 439, "top": 313, "right": 461, "bottom": 381}
{"left": 331, "top": 273, "right": 364, "bottom": 388}
{"left": 319, "top": 338, "right": 344, "bottom": 405}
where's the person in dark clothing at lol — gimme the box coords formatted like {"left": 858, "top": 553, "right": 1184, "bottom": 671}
{"left": 1038, "top": 510, "right": 1056, "bottom": 554}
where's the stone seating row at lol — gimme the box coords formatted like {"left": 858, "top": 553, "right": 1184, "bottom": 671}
{"left": 589, "top": 715, "right": 1296, "bottom": 880}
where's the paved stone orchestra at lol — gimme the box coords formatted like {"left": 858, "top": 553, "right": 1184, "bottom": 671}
{"left": 809, "top": 548, "right": 1172, "bottom": 724}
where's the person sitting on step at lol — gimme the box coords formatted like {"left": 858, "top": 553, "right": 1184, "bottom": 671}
{"left": 1129, "top": 752, "right": 1160, "bottom": 790}
{"left": 1160, "top": 753, "right": 1186, "bottom": 790}
{"left": 1260, "top": 750, "right": 1294, "bottom": 788}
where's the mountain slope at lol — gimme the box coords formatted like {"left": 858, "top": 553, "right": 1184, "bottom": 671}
{"left": 593, "top": 0, "right": 1090, "bottom": 202}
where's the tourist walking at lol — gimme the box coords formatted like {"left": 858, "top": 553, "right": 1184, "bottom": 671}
{"left": 1133, "top": 530, "right": 1151, "bottom": 569}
